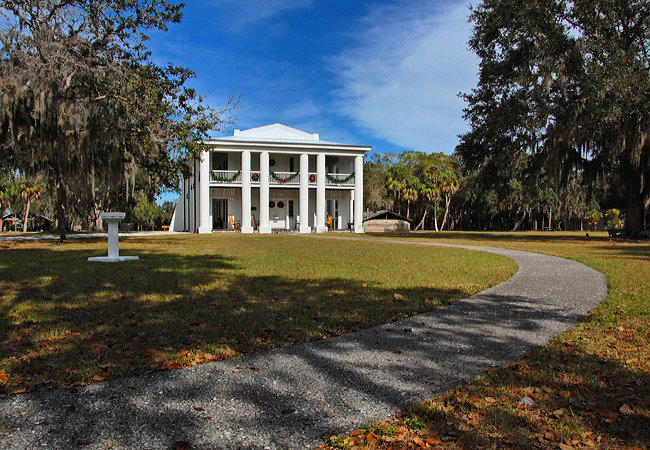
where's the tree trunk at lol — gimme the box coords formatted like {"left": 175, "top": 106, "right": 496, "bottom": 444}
{"left": 620, "top": 141, "right": 649, "bottom": 234}
{"left": 22, "top": 199, "right": 31, "bottom": 232}
{"left": 511, "top": 209, "right": 527, "bottom": 231}
{"left": 406, "top": 199, "right": 410, "bottom": 219}
{"left": 440, "top": 195, "right": 452, "bottom": 231}
{"left": 415, "top": 208, "right": 427, "bottom": 230}
{"left": 434, "top": 202, "right": 439, "bottom": 232}
{"left": 625, "top": 190, "right": 645, "bottom": 235}
{"left": 56, "top": 176, "right": 68, "bottom": 239}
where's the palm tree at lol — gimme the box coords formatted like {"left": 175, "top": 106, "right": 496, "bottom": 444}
{"left": 19, "top": 183, "right": 43, "bottom": 232}
{"left": 439, "top": 166, "right": 459, "bottom": 231}
{"left": 385, "top": 164, "right": 408, "bottom": 215}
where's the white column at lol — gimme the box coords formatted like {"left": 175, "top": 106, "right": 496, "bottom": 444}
{"left": 241, "top": 150, "right": 253, "bottom": 233}
{"left": 353, "top": 155, "right": 364, "bottom": 233}
{"left": 198, "top": 151, "right": 212, "bottom": 234}
{"left": 316, "top": 153, "right": 326, "bottom": 233}
{"left": 349, "top": 190, "right": 354, "bottom": 231}
{"left": 299, "top": 153, "right": 310, "bottom": 233}
{"left": 107, "top": 220, "right": 120, "bottom": 258}
{"left": 259, "top": 151, "right": 271, "bottom": 234}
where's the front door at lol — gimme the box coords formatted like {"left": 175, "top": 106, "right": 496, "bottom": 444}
{"left": 212, "top": 198, "right": 228, "bottom": 230}
{"left": 269, "top": 199, "right": 287, "bottom": 229}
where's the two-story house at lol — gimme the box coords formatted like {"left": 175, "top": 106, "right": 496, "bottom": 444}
{"left": 171, "top": 124, "right": 370, "bottom": 233}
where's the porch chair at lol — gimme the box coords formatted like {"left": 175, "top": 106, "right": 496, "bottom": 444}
{"left": 325, "top": 214, "right": 333, "bottom": 231}
{"left": 228, "top": 214, "right": 240, "bottom": 231}
{"left": 252, "top": 214, "right": 260, "bottom": 231}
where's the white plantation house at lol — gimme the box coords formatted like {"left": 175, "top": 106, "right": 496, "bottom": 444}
{"left": 171, "top": 124, "right": 369, "bottom": 233}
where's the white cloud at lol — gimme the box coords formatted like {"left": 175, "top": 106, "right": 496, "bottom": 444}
{"left": 213, "top": 0, "right": 313, "bottom": 27}
{"left": 330, "top": 1, "right": 478, "bottom": 153}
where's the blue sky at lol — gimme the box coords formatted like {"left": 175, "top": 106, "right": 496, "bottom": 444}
{"left": 149, "top": 0, "right": 478, "bottom": 200}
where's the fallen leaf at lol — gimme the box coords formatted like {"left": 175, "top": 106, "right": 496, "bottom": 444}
{"left": 0, "top": 369, "right": 7, "bottom": 384}
{"left": 552, "top": 408, "right": 566, "bottom": 418}
{"left": 412, "top": 436, "right": 426, "bottom": 447}
{"left": 559, "top": 390, "right": 571, "bottom": 399}
{"left": 366, "top": 431, "right": 379, "bottom": 444}
{"left": 619, "top": 403, "right": 635, "bottom": 416}
{"left": 394, "top": 293, "right": 405, "bottom": 300}
{"left": 559, "top": 443, "right": 573, "bottom": 450}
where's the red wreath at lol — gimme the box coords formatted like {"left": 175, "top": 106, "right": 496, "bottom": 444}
{"left": 309, "top": 174, "right": 316, "bottom": 182}
{"left": 252, "top": 173, "right": 259, "bottom": 181}
{"left": 277, "top": 201, "right": 285, "bottom": 208}
{"left": 269, "top": 201, "right": 275, "bottom": 208}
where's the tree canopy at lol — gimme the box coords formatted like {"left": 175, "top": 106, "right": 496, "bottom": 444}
{"left": 0, "top": 1, "right": 236, "bottom": 236}
{"left": 462, "top": 0, "right": 650, "bottom": 233}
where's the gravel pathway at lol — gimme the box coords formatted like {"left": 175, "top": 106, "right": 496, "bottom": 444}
{"left": 0, "top": 237, "right": 607, "bottom": 449}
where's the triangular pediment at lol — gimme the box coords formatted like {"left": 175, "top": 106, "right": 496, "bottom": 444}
{"left": 238, "top": 123, "right": 317, "bottom": 140}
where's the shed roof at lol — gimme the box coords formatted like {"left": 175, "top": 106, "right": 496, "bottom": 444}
{"left": 363, "top": 210, "right": 411, "bottom": 223}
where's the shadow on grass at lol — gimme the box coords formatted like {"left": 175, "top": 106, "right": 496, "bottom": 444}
{"left": 2, "top": 235, "right": 634, "bottom": 448}
{"left": 0, "top": 242, "right": 468, "bottom": 396}
{"left": 0, "top": 288, "right": 613, "bottom": 448}
{"left": 404, "top": 341, "right": 650, "bottom": 448}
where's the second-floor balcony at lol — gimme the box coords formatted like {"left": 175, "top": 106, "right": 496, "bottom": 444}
{"left": 210, "top": 170, "right": 355, "bottom": 187}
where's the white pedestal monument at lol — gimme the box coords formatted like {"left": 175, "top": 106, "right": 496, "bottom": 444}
{"left": 88, "top": 212, "right": 139, "bottom": 262}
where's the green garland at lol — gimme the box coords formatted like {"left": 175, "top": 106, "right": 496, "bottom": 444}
{"left": 325, "top": 172, "right": 355, "bottom": 184}
{"left": 211, "top": 170, "right": 241, "bottom": 182}
{"left": 269, "top": 170, "right": 299, "bottom": 183}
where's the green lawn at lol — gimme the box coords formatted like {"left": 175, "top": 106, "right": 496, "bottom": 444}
{"left": 324, "top": 231, "right": 650, "bottom": 449}
{"left": 0, "top": 234, "right": 515, "bottom": 395}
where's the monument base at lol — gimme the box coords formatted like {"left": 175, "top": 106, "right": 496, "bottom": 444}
{"left": 88, "top": 256, "right": 139, "bottom": 263}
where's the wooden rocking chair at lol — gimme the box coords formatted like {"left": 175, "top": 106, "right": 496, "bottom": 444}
{"left": 228, "top": 214, "right": 240, "bottom": 231}
{"left": 252, "top": 214, "right": 260, "bottom": 231}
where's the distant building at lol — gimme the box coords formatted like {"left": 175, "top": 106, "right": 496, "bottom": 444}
{"left": 362, "top": 210, "right": 411, "bottom": 233}
{"left": 172, "top": 124, "right": 370, "bottom": 233}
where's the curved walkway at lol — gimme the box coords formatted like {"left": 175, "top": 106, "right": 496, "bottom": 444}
{"left": 0, "top": 238, "right": 606, "bottom": 449}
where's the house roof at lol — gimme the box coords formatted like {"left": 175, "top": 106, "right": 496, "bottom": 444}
{"left": 206, "top": 123, "right": 370, "bottom": 150}
{"left": 363, "top": 210, "right": 412, "bottom": 223}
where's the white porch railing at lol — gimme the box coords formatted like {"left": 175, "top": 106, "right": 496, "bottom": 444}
{"left": 325, "top": 172, "right": 355, "bottom": 186}
{"left": 209, "top": 170, "right": 355, "bottom": 186}
{"left": 269, "top": 171, "right": 300, "bottom": 185}
{"left": 210, "top": 170, "right": 241, "bottom": 183}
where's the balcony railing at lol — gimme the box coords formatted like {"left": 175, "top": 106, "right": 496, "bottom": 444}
{"left": 210, "top": 170, "right": 241, "bottom": 183}
{"left": 209, "top": 170, "right": 355, "bottom": 186}
{"left": 325, "top": 172, "right": 355, "bottom": 186}
{"left": 269, "top": 171, "right": 299, "bottom": 185}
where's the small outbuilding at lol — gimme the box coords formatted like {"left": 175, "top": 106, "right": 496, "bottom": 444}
{"left": 362, "top": 210, "right": 411, "bottom": 233}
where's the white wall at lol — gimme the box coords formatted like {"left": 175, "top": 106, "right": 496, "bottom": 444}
{"left": 171, "top": 196, "right": 184, "bottom": 232}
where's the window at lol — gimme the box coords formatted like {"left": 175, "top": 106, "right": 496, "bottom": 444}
{"left": 288, "top": 200, "right": 294, "bottom": 218}
{"left": 289, "top": 157, "right": 295, "bottom": 172}
{"left": 211, "top": 153, "right": 228, "bottom": 171}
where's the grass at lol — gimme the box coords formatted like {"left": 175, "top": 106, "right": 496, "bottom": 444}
{"left": 323, "top": 231, "right": 650, "bottom": 449}
{"left": 0, "top": 233, "right": 515, "bottom": 395}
